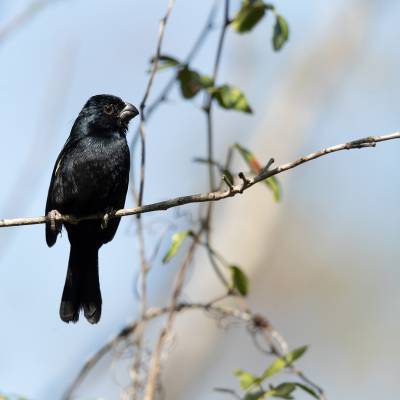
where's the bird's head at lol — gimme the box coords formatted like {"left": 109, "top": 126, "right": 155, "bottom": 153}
{"left": 77, "top": 94, "right": 139, "bottom": 135}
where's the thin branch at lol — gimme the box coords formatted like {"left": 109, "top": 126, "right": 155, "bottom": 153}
{"left": 1, "top": 132, "right": 399, "bottom": 228}
{"left": 202, "top": 0, "right": 232, "bottom": 294}
{"left": 251, "top": 321, "right": 325, "bottom": 399}
{"left": 63, "top": 300, "right": 263, "bottom": 400}
{"left": 143, "top": 238, "right": 199, "bottom": 400}
{"left": 204, "top": 0, "right": 231, "bottom": 201}
{"left": 130, "top": 217, "right": 149, "bottom": 398}
{"left": 131, "top": 1, "right": 218, "bottom": 147}
{"left": 0, "top": 0, "right": 54, "bottom": 43}
{"left": 130, "top": 1, "right": 175, "bottom": 396}
{"left": 62, "top": 323, "right": 134, "bottom": 400}
{"left": 137, "top": 0, "right": 175, "bottom": 208}
{"left": 288, "top": 365, "right": 327, "bottom": 400}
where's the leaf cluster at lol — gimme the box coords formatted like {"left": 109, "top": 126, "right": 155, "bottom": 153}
{"left": 233, "top": 347, "right": 319, "bottom": 399}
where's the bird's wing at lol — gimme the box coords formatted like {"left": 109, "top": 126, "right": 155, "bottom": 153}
{"left": 45, "top": 136, "right": 83, "bottom": 247}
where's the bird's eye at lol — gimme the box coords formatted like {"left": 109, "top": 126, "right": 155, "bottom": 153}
{"left": 103, "top": 104, "right": 115, "bottom": 115}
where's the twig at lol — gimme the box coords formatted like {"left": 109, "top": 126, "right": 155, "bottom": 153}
{"left": 63, "top": 301, "right": 264, "bottom": 400}
{"left": 131, "top": 1, "right": 175, "bottom": 396}
{"left": 130, "top": 217, "right": 148, "bottom": 398}
{"left": 251, "top": 320, "right": 326, "bottom": 400}
{"left": 61, "top": 325, "right": 134, "bottom": 400}
{"left": 143, "top": 238, "right": 199, "bottom": 400}
{"left": 288, "top": 365, "right": 327, "bottom": 400}
{"left": 202, "top": 0, "right": 232, "bottom": 293}
{"left": 1, "top": 131, "right": 399, "bottom": 228}
{"left": 137, "top": 0, "right": 175, "bottom": 209}
{"left": 0, "top": 0, "right": 54, "bottom": 43}
{"left": 131, "top": 1, "right": 218, "bottom": 147}
{"left": 204, "top": 0, "right": 231, "bottom": 205}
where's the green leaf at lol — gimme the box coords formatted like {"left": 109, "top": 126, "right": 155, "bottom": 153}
{"left": 244, "top": 391, "right": 268, "bottom": 400}
{"left": 234, "top": 369, "right": 258, "bottom": 390}
{"left": 234, "top": 143, "right": 281, "bottom": 202}
{"left": 234, "top": 143, "right": 262, "bottom": 173}
{"left": 294, "top": 383, "right": 320, "bottom": 399}
{"left": 284, "top": 345, "right": 308, "bottom": 364}
{"left": 261, "top": 357, "right": 287, "bottom": 380}
{"left": 177, "top": 66, "right": 213, "bottom": 99}
{"left": 199, "top": 74, "right": 214, "bottom": 88}
{"left": 265, "top": 176, "right": 281, "bottom": 202}
{"left": 272, "top": 14, "right": 289, "bottom": 51}
{"left": 210, "top": 85, "right": 252, "bottom": 113}
{"left": 149, "top": 54, "right": 180, "bottom": 72}
{"left": 232, "top": 0, "right": 267, "bottom": 33}
{"left": 230, "top": 266, "right": 249, "bottom": 296}
{"left": 223, "top": 168, "right": 234, "bottom": 185}
{"left": 268, "top": 383, "right": 296, "bottom": 398}
{"left": 261, "top": 346, "right": 308, "bottom": 380}
{"left": 162, "top": 231, "right": 189, "bottom": 263}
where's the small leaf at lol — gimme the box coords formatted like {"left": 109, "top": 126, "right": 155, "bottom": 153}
{"left": 162, "top": 231, "right": 189, "bottom": 263}
{"left": 294, "top": 383, "right": 319, "bottom": 399}
{"left": 223, "top": 168, "right": 234, "bottom": 185}
{"left": 261, "top": 346, "right": 308, "bottom": 380}
{"left": 244, "top": 391, "right": 268, "bottom": 400}
{"left": 234, "top": 143, "right": 281, "bottom": 202}
{"left": 265, "top": 176, "right": 281, "bottom": 202}
{"left": 178, "top": 66, "right": 213, "bottom": 99}
{"left": 149, "top": 54, "right": 180, "bottom": 72}
{"left": 232, "top": 0, "right": 267, "bottom": 33}
{"left": 261, "top": 357, "right": 287, "bottom": 380}
{"left": 272, "top": 14, "right": 289, "bottom": 51}
{"left": 234, "top": 143, "right": 262, "bottom": 173}
{"left": 199, "top": 74, "right": 214, "bottom": 88}
{"left": 210, "top": 85, "right": 252, "bottom": 113}
{"left": 230, "top": 266, "right": 249, "bottom": 296}
{"left": 284, "top": 345, "right": 308, "bottom": 364}
{"left": 234, "top": 369, "right": 259, "bottom": 390}
{"left": 269, "top": 383, "right": 296, "bottom": 398}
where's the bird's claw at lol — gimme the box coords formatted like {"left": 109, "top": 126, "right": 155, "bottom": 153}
{"left": 48, "top": 209, "right": 62, "bottom": 233}
{"left": 101, "top": 208, "right": 115, "bottom": 229}
{"left": 101, "top": 213, "right": 109, "bottom": 230}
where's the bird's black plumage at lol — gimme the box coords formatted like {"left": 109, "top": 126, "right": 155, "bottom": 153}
{"left": 45, "top": 94, "right": 138, "bottom": 324}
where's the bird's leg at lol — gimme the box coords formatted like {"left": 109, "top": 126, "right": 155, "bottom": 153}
{"left": 47, "top": 209, "right": 62, "bottom": 233}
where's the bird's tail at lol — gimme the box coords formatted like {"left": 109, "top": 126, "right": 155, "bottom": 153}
{"left": 60, "top": 244, "right": 102, "bottom": 324}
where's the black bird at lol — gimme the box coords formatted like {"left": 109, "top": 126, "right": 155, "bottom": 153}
{"left": 45, "top": 94, "right": 138, "bottom": 324}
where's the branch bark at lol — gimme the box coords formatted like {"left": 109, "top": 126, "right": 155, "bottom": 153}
{"left": 1, "top": 131, "right": 398, "bottom": 229}
{"left": 62, "top": 299, "right": 283, "bottom": 400}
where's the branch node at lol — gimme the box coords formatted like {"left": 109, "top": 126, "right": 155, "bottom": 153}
{"left": 262, "top": 157, "right": 275, "bottom": 173}
{"left": 238, "top": 172, "right": 250, "bottom": 192}
{"left": 252, "top": 314, "right": 271, "bottom": 330}
{"left": 346, "top": 136, "right": 376, "bottom": 149}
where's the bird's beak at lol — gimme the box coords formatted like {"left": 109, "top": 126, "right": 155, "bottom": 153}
{"left": 119, "top": 102, "right": 139, "bottom": 126}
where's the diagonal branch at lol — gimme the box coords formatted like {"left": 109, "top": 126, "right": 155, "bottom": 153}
{"left": 62, "top": 300, "right": 283, "bottom": 400}
{"left": 130, "top": 1, "right": 218, "bottom": 147}
{"left": 0, "top": 0, "right": 54, "bottom": 44}
{"left": 131, "top": 1, "right": 175, "bottom": 397}
{"left": 137, "top": 0, "right": 175, "bottom": 208}
{"left": 1, "top": 131, "right": 399, "bottom": 229}
{"left": 143, "top": 236, "right": 199, "bottom": 400}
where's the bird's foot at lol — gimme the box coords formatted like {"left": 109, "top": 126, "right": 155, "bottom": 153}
{"left": 47, "top": 209, "right": 62, "bottom": 233}
{"left": 101, "top": 208, "right": 115, "bottom": 229}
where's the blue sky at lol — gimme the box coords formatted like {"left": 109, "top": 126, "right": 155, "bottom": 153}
{"left": 0, "top": 1, "right": 400, "bottom": 399}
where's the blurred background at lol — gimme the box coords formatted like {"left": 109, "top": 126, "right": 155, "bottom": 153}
{"left": 0, "top": 0, "right": 399, "bottom": 399}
